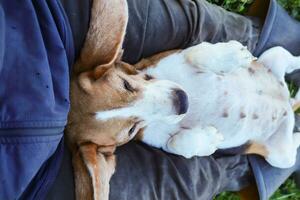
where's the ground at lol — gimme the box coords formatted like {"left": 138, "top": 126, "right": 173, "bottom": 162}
{"left": 205, "top": 0, "right": 300, "bottom": 199}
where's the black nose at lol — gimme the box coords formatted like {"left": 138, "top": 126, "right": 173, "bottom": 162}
{"left": 172, "top": 89, "right": 189, "bottom": 115}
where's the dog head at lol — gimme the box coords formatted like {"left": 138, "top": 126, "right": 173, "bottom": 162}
{"left": 69, "top": 61, "right": 188, "bottom": 147}
{"left": 67, "top": 0, "right": 187, "bottom": 199}
{"left": 67, "top": 0, "right": 188, "bottom": 149}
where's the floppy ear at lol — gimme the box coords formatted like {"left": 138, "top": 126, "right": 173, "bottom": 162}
{"left": 134, "top": 50, "right": 180, "bottom": 70}
{"left": 117, "top": 61, "right": 139, "bottom": 75}
{"left": 73, "top": 143, "right": 116, "bottom": 200}
{"left": 74, "top": 0, "right": 128, "bottom": 73}
{"left": 72, "top": 149, "right": 93, "bottom": 200}
{"left": 78, "top": 65, "right": 110, "bottom": 93}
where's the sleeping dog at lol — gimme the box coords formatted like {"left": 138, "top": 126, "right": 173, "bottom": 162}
{"left": 95, "top": 41, "right": 300, "bottom": 169}
{"left": 66, "top": 0, "right": 300, "bottom": 199}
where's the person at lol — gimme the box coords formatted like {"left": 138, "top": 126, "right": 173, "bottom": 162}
{"left": 0, "top": 0, "right": 299, "bottom": 200}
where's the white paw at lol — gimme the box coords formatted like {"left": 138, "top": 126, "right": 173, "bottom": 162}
{"left": 184, "top": 41, "right": 254, "bottom": 73}
{"left": 266, "top": 151, "right": 296, "bottom": 169}
{"left": 293, "top": 132, "right": 300, "bottom": 149}
{"left": 166, "top": 126, "right": 224, "bottom": 158}
{"left": 203, "top": 126, "right": 224, "bottom": 145}
{"left": 265, "top": 133, "right": 300, "bottom": 168}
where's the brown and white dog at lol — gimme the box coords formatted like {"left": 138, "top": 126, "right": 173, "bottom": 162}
{"left": 66, "top": 0, "right": 300, "bottom": 199}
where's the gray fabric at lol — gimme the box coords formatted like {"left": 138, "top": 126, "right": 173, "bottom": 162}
{"left": 122, "top": 0, "right": 261, "bottom": 64}
{"left": 249, "top": 148, "right": 300, "bottom": 200}
{"left": 46, "top": 142, "right": 252, "bottom": 200}
{"left": 46, "top": 141, "right": 75, "bottom": 200}
{"left": 110, "top": 142, "right": 252, "bottom": 200}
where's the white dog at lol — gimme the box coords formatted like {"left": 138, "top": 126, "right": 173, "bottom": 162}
{"left": 96, "top": 41, "right": 300, "bottom": 169}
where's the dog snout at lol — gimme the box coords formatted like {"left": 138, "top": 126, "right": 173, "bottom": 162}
{"left": 172, "top": 89, "right": 189, "bottom": 115}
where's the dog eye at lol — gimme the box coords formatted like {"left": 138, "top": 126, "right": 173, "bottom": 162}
{"left": 128, "top": 123, "right": 137, "bottom": 136}
{"left": 123, "top": 79, "right": 135, "bottom": 93}
{"left": 144, "top": 74, "right": 154, "bottom": 80}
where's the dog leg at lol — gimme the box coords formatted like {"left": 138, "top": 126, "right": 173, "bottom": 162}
{"left": 78, "top": 143, "right": 116, "bottom": 200}
{"left": 258, "top": 46, "right": 300, "bottom": 81}
{"left": 264, "top": 112, "right": 300, "bottom": 168}
{"left": 259, "top": 47, "right": 300, "bottom": 111}
{"left": 134, "top": 50, "right": 180, "bottom": 70}
{"left": 164, "top": 126, "right": 224, "bottom": 158}
{"left": 184, "top": 41, "right": 255, "bottom": 73}
{"left": 291, "top": 90, "right": 300, "bottom": 111}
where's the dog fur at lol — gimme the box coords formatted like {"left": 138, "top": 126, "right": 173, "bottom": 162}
{"left": 137, "top": 42, "right": 300, "bottom": 169}
{"left": 66, "top": 0, "right": 300, "bottom": 199}
{"left": 66, "top": 0, "right": 130, "bottom": 199}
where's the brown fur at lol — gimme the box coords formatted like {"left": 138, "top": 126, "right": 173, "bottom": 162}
{"left": 134, "top": 50, "right": 180, "bottom": 70}
{"left": 72, "top": 149, "right": 93, "bottom": 200}
{"left": 71, "top": 143, "right": 116, "bottom": 200}
{"left": 68, "top": 65, "right": 159, "bottom": 199}
{"left": 65, "top": 0, "right": 170, "bottom": 195}
{"left": 244, "top": 141, "right": 269, "bottom": 157}
{"left": 73, "top": 0, "right": 128, "bottom": 73}
{"left": 66, "top": 0, "right": 133, "bottom": 199}
{"left": 134, "top": 128, "right": 145, "bottom": 141}
{"left": 293, "top": 102, "right": 300, "bottom": 111}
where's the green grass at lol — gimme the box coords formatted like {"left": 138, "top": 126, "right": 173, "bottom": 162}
{"left": 207, "top": 0, "right": 300, "bottom": 19}
{"left": 206, "top": 0, "right": 254, "bottom": 14}
{"left": 206, "top": 0, "right": 300, "bottom": 199}
{"left": 214, "top": 178, "right": 300, "bottom": 200}
{"left": 215, "top": 191, "right": 240, "bottom": 200}
{"left": 270, "top": 178, "right": 300, "bottom": 200}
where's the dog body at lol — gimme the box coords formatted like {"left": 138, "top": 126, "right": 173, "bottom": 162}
{"left": 139, "top": 42, "right": 300, "bottom": 169}
{"left": 138, "top": 42, "right": 300, "bottom": 168}
{"left": 93, "top": 41, "right": 300, "bottom": 169}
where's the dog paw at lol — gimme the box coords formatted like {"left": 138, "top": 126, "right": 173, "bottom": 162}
{"left": 293, "top": 132, "right": 300, "bottom": 149}
{"left": 184, "top": 41, "right": 254, "bottom": 73}
{"left": 166, "top": 126, "right": 224, "bottom": 158}
{"left": 203, "top": 126, "right": 224, "bottom": 145}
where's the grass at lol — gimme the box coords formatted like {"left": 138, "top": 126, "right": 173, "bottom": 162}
{"left": 206, "top": 0, "right": 254, "bottom": 14}
{"left": 205, "top": 0, "right": 300, "bottom": 199}
{"left": 270, "top": 178, "right": 300, "bottom": 200}
{"left": 207, "top": 0, "right": 300, "bottom": 17}
{"left": 214, "top": 178, "right": 300, "bottom": 200}
{"left": 215, "top": 192, "right": 240, "bottom": 200}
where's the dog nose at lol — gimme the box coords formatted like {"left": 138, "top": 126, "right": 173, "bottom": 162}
{"left": 172, "top": 89, "right": 189, "bottom": 115}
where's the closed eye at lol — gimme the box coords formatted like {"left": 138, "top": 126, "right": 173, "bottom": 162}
{"left": 144, "top": 74, "right": 154, "bottom": 80}
{"left": 128, "top": 123, "right": 138, "bottom": 136}
{"left": 123, "top": 79, "right": 135, "bottom": 93}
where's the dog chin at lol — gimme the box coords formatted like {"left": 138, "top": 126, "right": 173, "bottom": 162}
{"left": 160, "top": 114, "right": 186, "bottom": 124}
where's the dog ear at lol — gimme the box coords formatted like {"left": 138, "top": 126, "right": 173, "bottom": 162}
{"left": 72, "top": 148, "right": 94, "bottom": 200}
{"left": 134, "top": 50, "right": 180, "bottom": 70}
{"left": 74, "top": 0, "right": 128, "bottom": 73}
{"left": 74, "top": 143, "right": 116, "bottom": 200}
{"left": 117, "top": 61, "right": 139, "bottom": 75}
{"left": 78, "top": 65, "right": 111, "bottom": 93}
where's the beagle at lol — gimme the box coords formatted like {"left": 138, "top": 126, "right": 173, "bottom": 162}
{"left": 66, "top": 0, "right": 300, "bottom": 199}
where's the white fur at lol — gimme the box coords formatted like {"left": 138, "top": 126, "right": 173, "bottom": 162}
{"left": 184, "top": 41, "right": 255, "bottom": 73}
{"left": 141, "top": 41, "right": 300, "bottom": 168}
{"left": 96, "top": 80, "right": 185, "bottom": 124}
{"left": 95, "top": 41, "right": 300, "bottom": 168}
